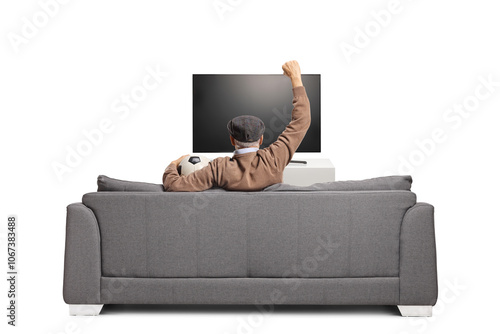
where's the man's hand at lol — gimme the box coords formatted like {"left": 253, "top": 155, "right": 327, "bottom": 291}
{"left": 282, "top": 60, "right": 303, "bottom": 88}
{"left": 170, "top": 154, "right": 189, "bottom": 171}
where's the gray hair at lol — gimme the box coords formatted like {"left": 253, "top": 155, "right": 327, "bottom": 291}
{"left": 234, "top": 139, "right": 260, "bottom": 149}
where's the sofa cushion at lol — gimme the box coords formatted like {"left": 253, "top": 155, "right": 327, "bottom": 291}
{"left": 97, "top": 175, "right": 228, "bottom": 192}
{"left": 263, "top": 175, "right": 412, "bottom": 192}
{"left": 97, "top": 175, "right": 164, "bottom": 192}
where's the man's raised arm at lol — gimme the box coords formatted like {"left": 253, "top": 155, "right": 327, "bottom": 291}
{"left": 263, "top": 60, "right": 311, "bottom": 170}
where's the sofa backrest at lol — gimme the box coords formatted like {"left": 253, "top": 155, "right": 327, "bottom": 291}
{"left": 82, "top": 191, "right": 416, "bottom": 279}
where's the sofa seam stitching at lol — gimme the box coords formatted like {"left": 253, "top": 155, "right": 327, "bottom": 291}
{"left": 145, "top": 197, "right": 150, "bottom": 277}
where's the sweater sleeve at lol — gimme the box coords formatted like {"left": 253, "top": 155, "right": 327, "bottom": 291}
{"left": 262, "top": 86, "right": 311, "bottom": 171}
{"left": 162, "top": 160, "right": 217, "bottom": 192}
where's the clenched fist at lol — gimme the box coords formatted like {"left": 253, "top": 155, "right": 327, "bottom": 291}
{"left": 282, "top": 60, "right": 301, "bottom": 78}
{"left": 282, "top": 60, "right": 303, "bottom": 88}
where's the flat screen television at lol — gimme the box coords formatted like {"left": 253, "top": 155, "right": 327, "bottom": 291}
{"left": 193, "top": 74, "right": 320, "bottom": 153}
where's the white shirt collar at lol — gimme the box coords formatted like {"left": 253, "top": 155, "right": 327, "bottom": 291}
{"left": 233, "top": 147, "right": 259, "bottom": 156}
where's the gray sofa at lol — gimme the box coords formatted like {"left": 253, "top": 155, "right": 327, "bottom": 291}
{"left": 63, "top": 175, "right": 437, "bottom": 317}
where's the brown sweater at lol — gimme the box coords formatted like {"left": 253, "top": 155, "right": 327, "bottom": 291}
{"left": 163, "top": 85, "right": 311, "bottom": 191}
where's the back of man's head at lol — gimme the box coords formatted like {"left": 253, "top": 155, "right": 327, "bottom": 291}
{"left": 227, "top": 115, "right": 265, "bottom": 144}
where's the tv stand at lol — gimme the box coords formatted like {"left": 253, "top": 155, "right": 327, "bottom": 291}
{"left": 283, "top": 159, "right": 335, "bottom": 186}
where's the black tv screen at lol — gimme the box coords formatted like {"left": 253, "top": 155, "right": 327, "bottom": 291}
{"left": 193, "top": 74, "right": 320, "bottom": 153}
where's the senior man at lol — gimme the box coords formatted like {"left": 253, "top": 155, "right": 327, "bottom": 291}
{"left": 163, "top": 60, "right": 311, "bottom": 191}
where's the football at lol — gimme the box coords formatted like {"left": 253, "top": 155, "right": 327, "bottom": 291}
{"left": 178, "top": 155, "right": 211, "bottom": 176}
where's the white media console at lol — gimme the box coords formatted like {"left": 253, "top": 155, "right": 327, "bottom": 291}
{"left": 283, "top": 159, "right": 335, "bottom": 186}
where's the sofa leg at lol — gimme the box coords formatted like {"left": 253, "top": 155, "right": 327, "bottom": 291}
{"left": 397, "top": 305, "right": 432, "bottom": 317}
{"left": 69, "top": 304, "right": 103, "bottom": 316}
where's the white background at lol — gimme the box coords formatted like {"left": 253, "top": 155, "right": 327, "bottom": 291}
{"left": 1, "top": 0, "right": 499, "bottom": 333}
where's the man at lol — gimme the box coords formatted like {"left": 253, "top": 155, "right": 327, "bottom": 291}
{"left": 163, "top": 60, "right": 311, "bottom": 191}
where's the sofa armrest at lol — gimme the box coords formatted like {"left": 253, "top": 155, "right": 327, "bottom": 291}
{"left": 63, "top": 203, "right": 101, "bottom": 304}
{"left": 399, "top": 203, "right": 438, "bottom": 305}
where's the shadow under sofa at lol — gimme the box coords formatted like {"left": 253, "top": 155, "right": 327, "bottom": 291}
{"left": 63, "top": 175, "right": 437, "bottom": 317}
